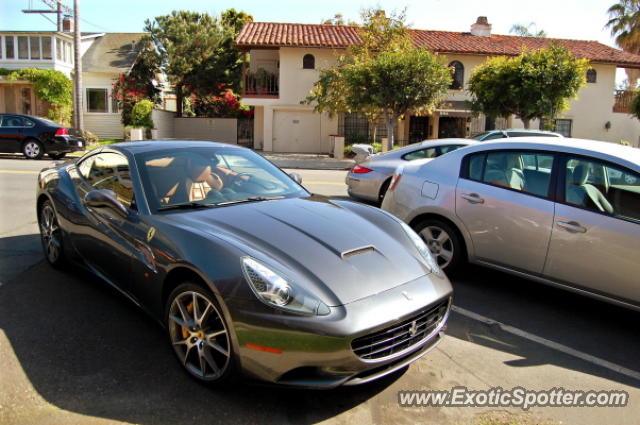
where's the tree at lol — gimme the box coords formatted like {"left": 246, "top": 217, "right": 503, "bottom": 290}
{"left": 509, "top": 22, "right": 547, "bottom": 37}
{"left": 606, "top": 0, "right": 640, "bottom": 87}
{"left": 321, "top": 13, "right": 358, "bottom": 26}
{"left": 306, "top": 9, "right": 450, "bottom": 150}
{"left": 143, "top": 9, "right": 252, "bottom": 116}
{"left": 631, "top": 89, "right": 640, "bottom": 119}
{"left": 467, "top": 45, "right": 589, "bottom": 129}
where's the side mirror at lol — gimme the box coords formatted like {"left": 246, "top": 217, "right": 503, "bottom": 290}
{"left": 289, "top": 172, "right": 302, "bottom": 184}
{"left": 85, "top": 189, "right": 128, "bottom": 217}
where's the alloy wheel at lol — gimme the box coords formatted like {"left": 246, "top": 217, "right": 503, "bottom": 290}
{"left": 168, "top": 291, "right": 231, "bottom": 381}
{"left": 419, "top": 226, "right": 454, "bottom": 269}
{"left": 40, "top": 203, "right": 61, "bottom": 264}
{"left": 24, "top": 141, "right": 41, "bottom": 159}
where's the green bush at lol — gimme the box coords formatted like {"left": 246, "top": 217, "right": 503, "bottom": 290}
{"left": 130, "top": 99, "right": 155, "bottom": 129}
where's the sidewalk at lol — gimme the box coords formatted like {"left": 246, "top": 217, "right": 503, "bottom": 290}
{"left": 259, "top": 152, "right": 355, "bottom": 170}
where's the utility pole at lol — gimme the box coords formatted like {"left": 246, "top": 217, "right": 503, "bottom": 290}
{"left": 73, "top": 0, "right": 83, "bottom": 131}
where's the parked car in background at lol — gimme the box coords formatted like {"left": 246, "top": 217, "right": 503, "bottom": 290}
{"left": 37, "top": 141, "right": 453, "bottom": 387}
{"left": 472, "top": 129, "right": 562, "bottom": 141}
{"left": 0, "top": 113, "right": 85, "bottom": 159}
{"left": 346, "top": 139, "right": 476, "bottom": 203}
{"left": 382, "top": 137, "right": 640, "bottom": 311}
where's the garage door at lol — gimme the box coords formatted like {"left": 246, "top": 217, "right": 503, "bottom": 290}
{"left": 273, "top": 111, "right": 321, "bottom": 153}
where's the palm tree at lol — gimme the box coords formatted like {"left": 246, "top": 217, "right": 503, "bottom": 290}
{"left": 509, "top": 23, "right": 547, "bottom": 37}
{"left": 606, "top": 0, "right": 640, "bottom": 87}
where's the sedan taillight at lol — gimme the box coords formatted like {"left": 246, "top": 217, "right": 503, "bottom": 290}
{"left": 55, "top": 128, "right": 69, "bottom": 136}
{"left": 389, "top": 168, "right": 404, "bottom": 191}
{"left": 351, "top": 165, "right": 373, "bottom": 174}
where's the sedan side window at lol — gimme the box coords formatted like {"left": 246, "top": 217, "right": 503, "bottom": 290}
{"left": 564, "top": 157, "right": 640, "bottom": 222}
{"left": 483, "top": 132, "right": 506, "bottom": 140}
{"left": 0, "top": 116, "right": 24, "bottom": 127}
{"left": 466, "top": 151, "right": 554, "bottom": 198}
{"left": 82, "top": 153, "right": 135, "bottom": 209}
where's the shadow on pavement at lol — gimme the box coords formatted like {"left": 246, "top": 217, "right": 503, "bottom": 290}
{"left": 447, "top": 264, "right": 640, "bottom": 388}
{"left": 0, "top": 234, "right": 42, "bottom": 283}
{"left": 0, "top": 258, "right": 400, "bottom": 425}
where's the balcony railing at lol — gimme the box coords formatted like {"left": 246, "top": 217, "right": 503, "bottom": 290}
{"left": 613, "top": 90, "right": 635, "bottom": 113}
{"left": 243, "top": 72, "right": 279, "bottom": 97}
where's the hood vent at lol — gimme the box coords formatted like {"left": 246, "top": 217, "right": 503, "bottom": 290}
{"left": 341, "top": 245, "right": 375, "bottom": 259}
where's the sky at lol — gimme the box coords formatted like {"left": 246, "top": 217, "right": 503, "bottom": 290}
{"left": 0, "top": 0, "right": 622, "bottom": 47}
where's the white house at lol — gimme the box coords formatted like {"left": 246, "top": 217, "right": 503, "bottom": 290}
{"left": 235, "top": 18, "right": 640, "bottom": 153}
{"left": 0, "top": 23, "right": 145, "bottom": 139}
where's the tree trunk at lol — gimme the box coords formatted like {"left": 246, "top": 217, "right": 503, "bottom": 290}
{"left": 176, "top": 83, "right": 183, "bottom": 117}
{"left": 384, "top": 111, "right": 396, "bottom": 151}
{"left": 521, "top": 117, "right": 531, "bottom": 129}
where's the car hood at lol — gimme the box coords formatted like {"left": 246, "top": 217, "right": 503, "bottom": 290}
{"left": 162, "top": 196, "right": 430, "bottom": 306}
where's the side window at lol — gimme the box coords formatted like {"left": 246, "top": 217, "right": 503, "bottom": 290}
{"left": 564, "top": 157, "right": 640, "bottom": 222}
{"left": 467, "top": 151, "right": 554, "bottom": 198}
{"left": 23, "top": 119, "right": 35, "bottom": 128}
{"left": 81, "top": 153, "right": 135, "bottom": 209}
{"left": 438, "top": 144, "right": 464, "bottom": 155}
{"left": 0, "top": 116, "right": 24, "bottom": 127}
{"left": 402, "top": 147, "right": 437, "bottom": 161}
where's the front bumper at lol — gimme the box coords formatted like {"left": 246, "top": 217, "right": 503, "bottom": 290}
{"left": 47, "top": 136, "right": 86, "bottom": 154}
{"left": 228, "top": 272, "right": 453, "bottom": 388}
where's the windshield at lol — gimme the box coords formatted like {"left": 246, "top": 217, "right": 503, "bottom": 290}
{"left": 135, "top": 146, "right": 309, "bottom": 212}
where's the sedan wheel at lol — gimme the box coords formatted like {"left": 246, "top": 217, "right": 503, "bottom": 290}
{"left": 39, "top": 201, "right": 66, "bottom": 267}
{"left": 23, "top": 140, "right": 44, "bottom": 160}
{"left": 414, "top": 219, "right": 464, "bottom": 273}
{"left": 167, "top": 284, "right": 233, "bottom": 383}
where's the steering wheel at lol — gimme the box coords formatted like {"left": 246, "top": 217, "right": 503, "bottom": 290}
{"left": 229, "top": 173, "right": 252, "bottom": 188}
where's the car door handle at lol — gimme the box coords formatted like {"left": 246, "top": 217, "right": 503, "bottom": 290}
{"left": 461, "top": 193, "right": 484, "bottom": 204}
{"left": 557, "top": 221, "right": 587, "bottom": 233}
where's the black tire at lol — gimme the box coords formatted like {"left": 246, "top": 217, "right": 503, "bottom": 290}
{"left": 412, "top": 218, "right": 465, "bottom": 274}
{"left": 48, "top": 152, "right": 66, "bottom": 160}
{"left": 165, "top": 282, "right": 236, "bottom": 385}
{"left": 378, "top": 178, "right": 392, "bottom": 205}
{"left": 22, "top": 139, "right": 45, "bottom": 160}
{"left": 39, "top": 200, "right": 67, "bottom": 268}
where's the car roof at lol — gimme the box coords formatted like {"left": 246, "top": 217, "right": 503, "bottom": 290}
{"left": 106, "top": 140, "right": 247, "bottom": 155}
{"left": 465, "top": 137, "right": 640, "bottom": 166}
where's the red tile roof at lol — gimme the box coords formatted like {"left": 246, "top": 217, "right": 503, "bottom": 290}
{"left": 235, "top": 22, "right": 640, "bottom": 68}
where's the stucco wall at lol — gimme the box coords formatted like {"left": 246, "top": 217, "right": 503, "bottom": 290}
{"left": 151, "top": 109, "right": 175, "bottom": 139}
{"left": 173, "top": 118, "right": 237, "bottom": 144}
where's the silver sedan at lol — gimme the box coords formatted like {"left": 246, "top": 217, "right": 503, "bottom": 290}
{"left": 346, "top": 139, "right": 476, "bottom": 203}
{"left": 382, "top": 137, "right": 640, "bottom": 311}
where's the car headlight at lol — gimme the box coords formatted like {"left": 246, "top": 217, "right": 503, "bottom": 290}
{"left": 400, "top": 222, "right": 443, "bottom": 276}
{"left": 241, "top": 257, "right": 330, "bottom": 315}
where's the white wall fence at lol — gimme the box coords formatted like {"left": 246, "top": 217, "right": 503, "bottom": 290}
{"left": 150, "top": 109, "right": 238, "bottom": 144}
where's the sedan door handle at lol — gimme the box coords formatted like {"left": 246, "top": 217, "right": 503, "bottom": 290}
{"left": 461, "top": 193, "right": 484, "bottom": 204}
{"left": 557, "top": 221, "right": 587, "bottom": 233}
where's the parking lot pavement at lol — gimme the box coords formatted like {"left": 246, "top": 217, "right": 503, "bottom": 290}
{"left": 1, "top": 157, "right": 638, "bottom": 425}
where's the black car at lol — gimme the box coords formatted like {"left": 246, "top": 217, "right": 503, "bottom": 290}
{"left": 0, "top": 113, "right": 85, "bottom": 159}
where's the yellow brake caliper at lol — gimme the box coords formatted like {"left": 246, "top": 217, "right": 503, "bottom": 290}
{"left": 181, "top": 302, "right": 194, "bottom": 339}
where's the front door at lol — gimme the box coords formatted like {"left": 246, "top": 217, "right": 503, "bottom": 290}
{"left": 544, "top": 156, "right": 640, "bottom": 304}
{"left": 456, "top": 150, "right": 557, "bottom": 274}
{"left": 438, "top": 117, "right": 465, "bottom": 138}
{"left": 72, "top": 152, "right": 138, "bottom": 290}
{"left": 409, "top": 116, "right": 430, "bottom": 143}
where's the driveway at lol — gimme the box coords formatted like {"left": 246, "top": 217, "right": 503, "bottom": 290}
{"left": 0, "top": 156, "right": 638, "bottom": 425}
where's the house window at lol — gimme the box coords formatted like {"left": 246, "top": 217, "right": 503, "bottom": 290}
{"left": 540, "top": 118, "right": 572, "bottom": 137}
{"left": 338, "top": 112, "right": 394, "bottom": 143}
{"left": 42, "top": 37, "right": 52, "bottom": 60}
{"left": 18, "top": 36, "right": 28, "bottom": 59}
{"left": 5, "top": 36, "right": 14, "bottom": 59}
{"left": 449, "top": 61, "right": 464, "bottom": 90}
{"left": 303, "top": 54, "right": 315, "bottom": 69}
{"left": 586, "top": 69, "right": 597, "bottom": 83}
{"left": 56, "top": 38, "right": 62, "bottom": 60}
{"left": 29, "top": 36, "right": 41, "bottom": 60}
{"left": 86, "top": 88, "right": 109, "bottom": 113}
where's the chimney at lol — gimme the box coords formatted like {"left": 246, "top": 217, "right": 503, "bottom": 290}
{"left": 62, "top": 16, "right": 74, "bottom": 32}
{"left": 470, "top": 16, "right": 491, "bottom": 37}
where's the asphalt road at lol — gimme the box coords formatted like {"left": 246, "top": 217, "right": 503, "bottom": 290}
{"left": 0, "top": 154, "right": 638, "bottom": 425}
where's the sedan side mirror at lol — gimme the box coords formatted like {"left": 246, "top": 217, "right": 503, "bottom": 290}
{"left": 289, "top": 172, "right": 302, "bottom": 184}
{"left": 85, "top": 189, "right": 128, "bottom": 217}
